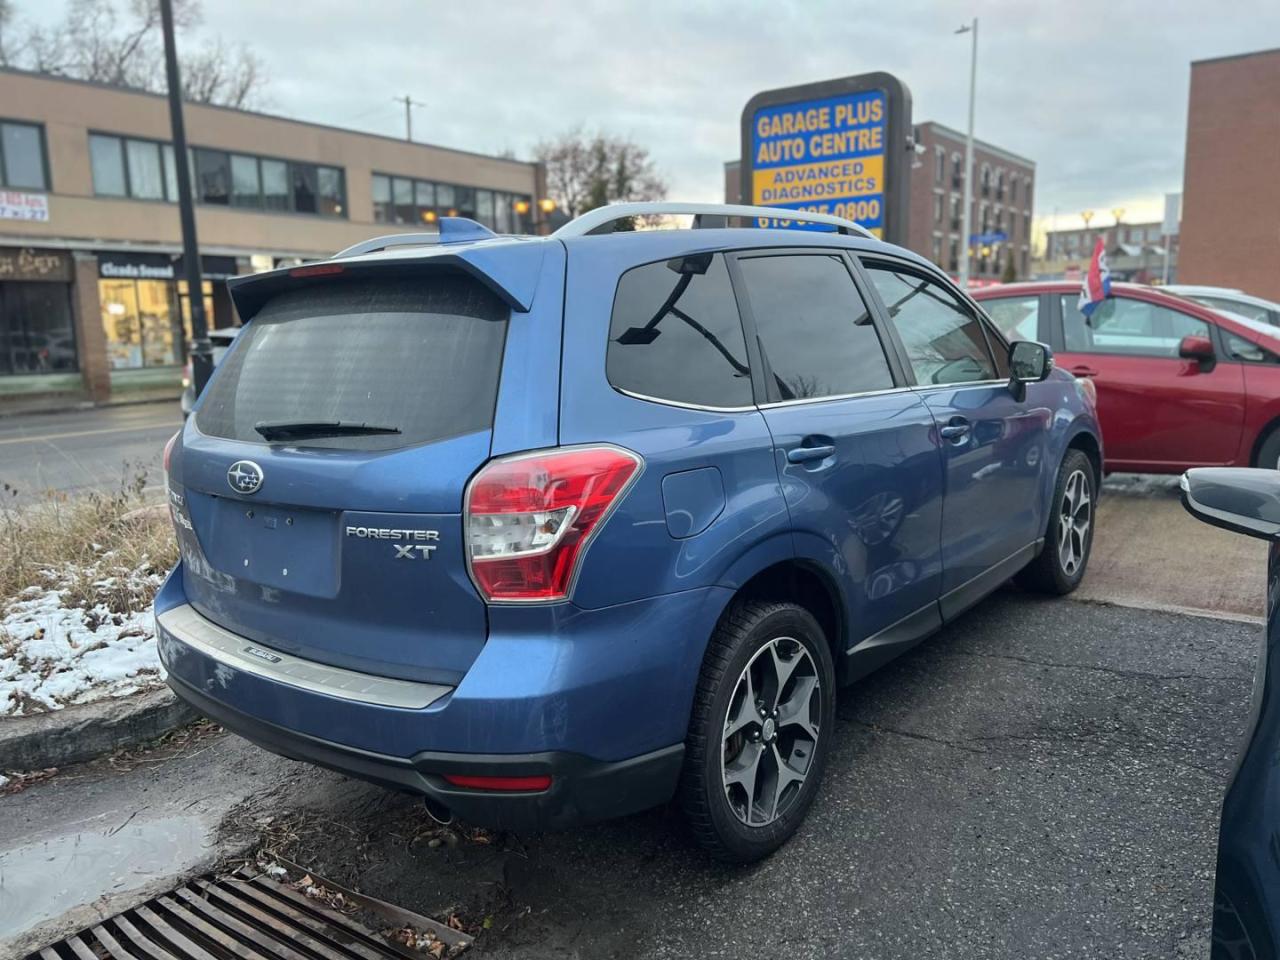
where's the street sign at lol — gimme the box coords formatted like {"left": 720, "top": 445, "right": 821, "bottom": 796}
{"left": 969, "top": 231, "right": 1007, "bottom": 245}
{"left": 740, "top": 73, "right": 911, "bottom": 242}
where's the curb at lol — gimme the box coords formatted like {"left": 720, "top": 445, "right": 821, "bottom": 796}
{"left": 0, "top": 686, "right": 197, "bottom": 772}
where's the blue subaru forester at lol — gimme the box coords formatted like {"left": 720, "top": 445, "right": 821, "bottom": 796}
{"left": 156, "top": 202, "right": 1101, "bottom": 862}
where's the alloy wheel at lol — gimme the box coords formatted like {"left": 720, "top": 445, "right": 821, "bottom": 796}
{"left": 721, "top": 636, "right": 821, "bottom": 827}
{"left": 1057, "top": 468, "right": 1092, "bottom": 577}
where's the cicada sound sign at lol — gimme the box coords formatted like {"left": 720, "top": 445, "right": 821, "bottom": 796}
{"left": 740, "top": 73, "right": 912, "bottom": 242}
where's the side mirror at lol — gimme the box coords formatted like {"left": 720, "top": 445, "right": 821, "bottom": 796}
{"left": 1009, "top": 340, "right": 1053, "bottom": 383}
{"left": 1008, "top": 340, "right": 1052, "bottom": 400}
{"left": 1179, "top": 333, "right": 1215, "bottom": 367}
{"left": 1181, "top": 467, "right": 1280, "bottom": 540}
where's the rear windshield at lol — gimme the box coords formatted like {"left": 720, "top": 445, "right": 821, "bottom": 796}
{"left": 196, "top": 273, "right": 508, "bottom": 450}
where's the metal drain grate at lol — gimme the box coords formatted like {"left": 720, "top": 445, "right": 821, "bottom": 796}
{"left": 27, "top": 867, "right": 470, "bottom": 960}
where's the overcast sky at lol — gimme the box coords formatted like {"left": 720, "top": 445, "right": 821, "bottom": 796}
{"left": 18, "top": 0, "right": 1280, "bottom": 239}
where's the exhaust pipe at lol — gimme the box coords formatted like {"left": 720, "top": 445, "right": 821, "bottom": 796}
{"left": 423, "top": 795, "right": 454, "bottom": 826}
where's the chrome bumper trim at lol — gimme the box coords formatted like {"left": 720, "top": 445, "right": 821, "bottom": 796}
{"left": 156, "top": 603, "right": 452, "bottom": 710}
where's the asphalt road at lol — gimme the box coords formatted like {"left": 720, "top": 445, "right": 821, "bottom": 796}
{"left": 0, "top": 402, "right": 181, "bottom": 500}
{"left": 0, "top": 593, "right": 1258, "bottom": 959}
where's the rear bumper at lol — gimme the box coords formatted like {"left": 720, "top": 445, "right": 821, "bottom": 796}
{"left": 167, "top": 670, "right": 683, "bottom": 830}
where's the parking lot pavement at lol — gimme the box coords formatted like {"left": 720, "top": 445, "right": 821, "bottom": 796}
{"left": 0, "top": 591, "right": 1256, "bottom": 958}
{"left": 0, "top": 402, "right": 181, "bottom": 499}
{"left": 1085, "top": 473, "right": 1267, "bottom": 620}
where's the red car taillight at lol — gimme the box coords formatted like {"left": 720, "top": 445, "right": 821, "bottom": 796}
{"left": 465, "top": 445, "right": 642, "bottom": 602}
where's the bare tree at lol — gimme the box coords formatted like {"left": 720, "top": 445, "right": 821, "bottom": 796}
{"left": 534, "top": 128, "right": 666, "bottom": 220}
{"left": 6, "top": 0, "right": 267, "bottom": 108}
{"left": 180, "top": 35, "right": 265, "bottom": 109}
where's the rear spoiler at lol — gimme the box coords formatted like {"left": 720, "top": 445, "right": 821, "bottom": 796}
{"left": 227, "top": 232, "right": 548, "bottom": 320}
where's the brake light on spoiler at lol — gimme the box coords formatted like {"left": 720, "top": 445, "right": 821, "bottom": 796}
{"left": 465, "top": 445, "right": 642, "bottom": 602}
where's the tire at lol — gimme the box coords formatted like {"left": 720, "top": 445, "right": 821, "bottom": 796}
{"left": 1016, "top": 448, "right": 1096, "bottom": 595}
{"left": 1255, "top": 427, "right": 1280, "bottom": 470}
{"left": 679, "top": 600, "right": 836, "bottom": 863}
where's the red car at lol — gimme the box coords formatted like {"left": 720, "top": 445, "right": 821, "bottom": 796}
{"left": 972, "top": 281, "right": 1280, "bottom": 473}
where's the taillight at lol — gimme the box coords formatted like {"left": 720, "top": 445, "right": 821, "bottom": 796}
{"left": 442, "top": 774, "right": 552, "bottom": 792}
{"left": 162, "top": 431, "right": 179, "bottom": 476}
{"left": 465, "top": 445, "right": 642, "bottom": 602}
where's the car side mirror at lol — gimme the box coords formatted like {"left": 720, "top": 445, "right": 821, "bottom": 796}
{"left": 1179, "top": 333, "right": 1215, "bottom": 370}
{"left": 1008, "top": 340, "right": 1052, "bottom": 400}
{"left": 1181, "top": 467, "right": 1280, "bottom": 540}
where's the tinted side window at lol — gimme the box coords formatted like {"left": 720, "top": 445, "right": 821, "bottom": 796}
{"left": 981, "top": 295, "right": 1040, "bottom": 342}
{"left": 607, "top": 253, "right": 752, "bottom": 408}
{"left": 865, "top": 266, "right": 996, "bottom": 385}
{"left": 1059, "top": 295, "right": 1210, "bottom": 357}
{"left": 736, "top": 253, "right": 893, "bottom": 402}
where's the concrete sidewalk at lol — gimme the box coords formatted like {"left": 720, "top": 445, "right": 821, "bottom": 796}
{"left": 1080, "top": 474, "right": 1266, "bottom": 621}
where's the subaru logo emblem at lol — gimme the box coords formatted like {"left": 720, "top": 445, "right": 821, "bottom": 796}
{"left": 227, "top": 460, "right": 264, "bottom": 495}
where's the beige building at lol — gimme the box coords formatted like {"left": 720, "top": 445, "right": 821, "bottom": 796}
{"left": 0, "top": 68, "right": 547, "bottom": 409}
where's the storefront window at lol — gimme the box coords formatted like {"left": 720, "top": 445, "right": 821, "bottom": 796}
{"left": 0, "top": 281, "right": 77, "bottom": 375}
{"left": 99, "top": 260, "right": 214, "bottom": 370}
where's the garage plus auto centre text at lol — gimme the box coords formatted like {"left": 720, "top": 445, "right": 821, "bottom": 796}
{"left": 751, "top": 90, "right": 887, "bottom": 232}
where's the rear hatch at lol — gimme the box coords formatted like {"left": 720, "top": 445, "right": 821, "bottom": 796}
{"left": 171, "top": 268, "right": 508, "bottom": 685}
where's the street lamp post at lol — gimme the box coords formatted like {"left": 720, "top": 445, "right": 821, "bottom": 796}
{"left": 956, "top": 17, "right": 978, "bottom": 288}
{"left": 159, "top": 0, "right": 212, "bottom": 395}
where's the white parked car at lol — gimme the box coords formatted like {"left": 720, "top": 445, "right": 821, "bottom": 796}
{"left": 1165, "top": 284, "right": 1280, "bottom": 327}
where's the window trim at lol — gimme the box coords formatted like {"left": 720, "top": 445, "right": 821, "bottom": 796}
{"left": 1, "top": 118, "right": 51, "bottom": 192}
{"left": 727, "top": 246, "right": 909, "bottom": 406}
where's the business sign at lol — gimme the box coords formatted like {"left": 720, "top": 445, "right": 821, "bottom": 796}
{"left": 741, "top": 73, "right": 911, "bottom": 242}
{"left": 98, "top": 253, "right": 176, "bottom": 280}
{"left": 0, "top": 246, "right": 71, "bottom": 282}
{"left": 0, "top": 190, "right": 50, "bottom": 223}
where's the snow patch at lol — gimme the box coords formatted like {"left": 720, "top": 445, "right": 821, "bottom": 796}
{"left": 1, "top": 560, "right": 167, "bottom": 716}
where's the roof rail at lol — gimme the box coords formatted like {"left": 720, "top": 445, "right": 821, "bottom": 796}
{"left": 551, "top": 202, "right": 878, "bottom": 240}
{"left": 334, "top": 217, "right": 496, "bottom": 259}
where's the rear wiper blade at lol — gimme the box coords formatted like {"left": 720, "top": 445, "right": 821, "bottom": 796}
{"left": 254, "top": 420, "right": 402, "bottom": 441}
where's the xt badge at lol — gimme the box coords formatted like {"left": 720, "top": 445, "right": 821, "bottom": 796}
{"left": 394, "top": 543, "right": 438, "bottom": 560}
{"left": 345, "top": 525, "right": 439, "bottom": 560}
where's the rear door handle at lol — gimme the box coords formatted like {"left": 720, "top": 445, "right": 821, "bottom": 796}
{"left": 939, "top": 420, "right": 971, "bottom": 441}
{"left": 1071, "top": 365, "right": 1099, "bottom": 378}
{"left": 787, "top": 444, "right": 836, "bottom": 464}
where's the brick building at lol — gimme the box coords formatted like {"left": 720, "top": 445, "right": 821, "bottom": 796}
{"left": 1180, "top": 48, "right": 1280, "bottom": 300}
{"left": 1039, "top": 220, "right": 1178, "bottom": 283}
{"left": 724, "top": 120, "right": 1035, "bottom": 285}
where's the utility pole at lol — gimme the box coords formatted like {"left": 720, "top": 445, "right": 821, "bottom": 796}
{"left": 159, "top": 0, "right": 211, "bottom": 395}
{"left": 956, "top": 18, "right": 978, "bottom": 288}
{"left": 394, "top": 95, "right": 425, "bottom": 142}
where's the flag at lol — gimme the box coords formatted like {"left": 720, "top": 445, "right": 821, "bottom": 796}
{"left": 1078, "top": 237, "right": 1112, "bottom": 318}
